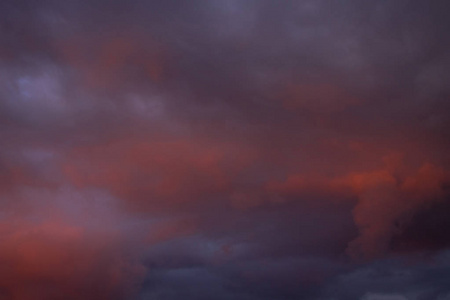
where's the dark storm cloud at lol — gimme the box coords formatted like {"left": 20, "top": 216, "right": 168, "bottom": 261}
{"left": 319, "top": 251, "right": 450, "bottom": 300}
{"left": 1, "top": 0, "right": 450, "bottom": 299}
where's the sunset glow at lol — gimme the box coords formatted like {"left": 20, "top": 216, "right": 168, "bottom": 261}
{"left": 1, "top": 1, "right": 449, "bottom": 299}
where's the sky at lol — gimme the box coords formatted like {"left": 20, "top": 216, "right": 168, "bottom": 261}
{"left": 0, "top": 0, "right": 450, "bottom": 299}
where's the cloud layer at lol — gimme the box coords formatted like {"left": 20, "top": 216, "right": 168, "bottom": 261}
{"left": 1, "top": 0, "right": 450, "bottom": 299}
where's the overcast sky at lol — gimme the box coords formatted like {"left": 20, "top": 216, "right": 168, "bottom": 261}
{"left": 0, "top": 0, "right": 450, "bottom": 299}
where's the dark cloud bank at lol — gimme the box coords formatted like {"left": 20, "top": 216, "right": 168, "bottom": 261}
{"left": 1, "top": 0, "right": 450, "bottom": 299}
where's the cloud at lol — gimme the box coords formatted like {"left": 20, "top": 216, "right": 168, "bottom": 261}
{"left": 0, "top": 0, "right": 449, "bottom": 299}
{"left": 0, "top": 219, "right": 144, "bottom": 300}
{"left": 62, "top": 137, "right": 256, "bottom": 212}
{"left": 361, "top": 293, "right": 408, "bottom": 300}
{"left": 347, "top": 163, "right": 449, "bottom": 259}
{"left": 0, "top": 186, "right": 146, "bottom": 300}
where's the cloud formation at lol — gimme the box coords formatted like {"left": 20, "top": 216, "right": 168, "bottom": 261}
{"left": 1, "top": 0, "right": 450, "bottom": 299}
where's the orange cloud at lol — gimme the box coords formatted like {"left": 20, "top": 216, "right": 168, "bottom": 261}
{"left": 343, "top": 163, "right": 449, "bottom": 259}
{"left": 62, "top": 137, "right": 256, "bottom": 212}
{"left": 265, "top": 156, "right": 450, "bottom": 260}
{"left": 0, "top": 218, "right": 145, "bottom": 300}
